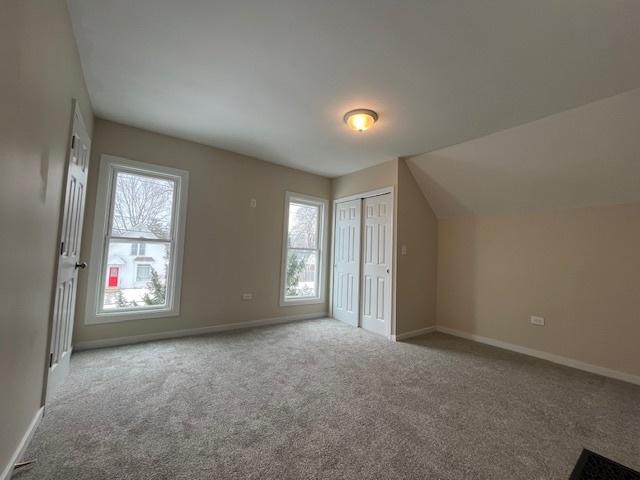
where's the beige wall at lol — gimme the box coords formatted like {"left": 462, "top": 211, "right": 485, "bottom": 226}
{"left": 396, "top": 159, "right": 438, "bottom": 334}
{"left": 74, "top": 119, "right": 331, "bottom": 344}
{"left": 0, "top": 0, "right": 94, "bottom": 473}
{"left": 437, "top": 203, "right": 640, "bottom": 377}
{"left": 331, "top": 159, "right": 398, "bottom": 200}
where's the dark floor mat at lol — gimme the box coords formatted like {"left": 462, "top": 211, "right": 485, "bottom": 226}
{"left": 570, "top": 449, "right": 640, "bottom": 480}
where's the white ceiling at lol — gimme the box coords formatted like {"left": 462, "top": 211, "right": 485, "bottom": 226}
{"left": 407, "top": 87, "right": 640, "bottom": 219}
{"left": 67, "top": 0, "right": 640, "bottom": 177}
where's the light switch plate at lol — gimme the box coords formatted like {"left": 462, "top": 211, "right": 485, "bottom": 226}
{"left": 242, "top": 293, "right": 253, "bottom": 300}
{"left": 401, "top": 245, "right": 407, "bottom": 256}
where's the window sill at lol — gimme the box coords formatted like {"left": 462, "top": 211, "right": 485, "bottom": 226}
{"left": 280, "top": 297, "right": 325, "bottom": 307}
{"left": 85, "top": 307, "right": 179, "bottom": 325}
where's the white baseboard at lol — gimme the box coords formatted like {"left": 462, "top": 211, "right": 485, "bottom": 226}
{"left": 392, "top": 325, "right": 436, "bottom": 341}
{"left": 74, "top": 312, "right": 328, "bottom": 351}
{"left": 1, "top": 407, "right": 43, "bottom": 480}
{"left": 436, "top": 326, "right": 640, "bottom": 386}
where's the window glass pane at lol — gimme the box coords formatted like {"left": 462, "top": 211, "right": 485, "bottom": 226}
{"left": 103, "top": 240, "right": 171, "bottom": 310}
{"left": 136, "top": 265, "right": 152, "bottom": 282}
{"left": 111, "top": 171, "right": 175, "bottom": 240}
{"left": 288, "top": 202, "right": 319, "bottom": 249}
{"left": 285, "top": 249, "right": 317, "bottom": 298}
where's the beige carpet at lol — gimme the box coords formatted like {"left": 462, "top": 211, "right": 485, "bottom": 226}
{"left": 17, "top": 318, "right": 640, "bottom": 479}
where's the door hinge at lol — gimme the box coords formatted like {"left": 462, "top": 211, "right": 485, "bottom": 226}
{"left": 49, "top": 352, "right": 54, "bottom": 368}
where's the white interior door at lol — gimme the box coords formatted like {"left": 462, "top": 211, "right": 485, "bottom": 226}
{"left": 361, "top": 193, "right": 392, "bottom": 337}
{"left": 332, "top": 199, "right": 361, "bottom": 326}
{"left": 47, "top": 103, "right": 91, "bottom": 398}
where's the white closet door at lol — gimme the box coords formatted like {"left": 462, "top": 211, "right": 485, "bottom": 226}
{"left": 361, "top": 194, "right": 392, "bottom": 337}
{"left": 332, "top": 199, "right": 361, "bottom": 326}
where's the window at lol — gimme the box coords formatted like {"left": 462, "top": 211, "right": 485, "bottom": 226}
{"left": 130, "top": 242, "right": 146, "bottom": 256}
{"left": 280, "top": 192, "right": 327, "bottom": 305}
{"left": 85, "top": 155, "right": 188, "bottom": 324}
{"left": 135, "top": 264, "right": 152, "bottom": 282}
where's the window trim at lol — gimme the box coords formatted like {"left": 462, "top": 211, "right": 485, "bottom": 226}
{"left": 280, "top": 191, "right": 328, "bottom": 306}
{"left": 84, "top": 155, "right": 189, "bottom": 324}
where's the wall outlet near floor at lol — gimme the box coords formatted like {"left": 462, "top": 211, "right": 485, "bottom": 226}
{"left": 242, "top": 293, "right": 253, "bottom": 300}
{"left": 530, "top": 315, "right": 545, "bottom": 326}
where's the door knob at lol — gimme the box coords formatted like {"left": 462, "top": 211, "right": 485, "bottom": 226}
{"left": 75, "top": 262, "right": 87, "bottom": 269}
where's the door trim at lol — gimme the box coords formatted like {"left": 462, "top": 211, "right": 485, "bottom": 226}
{"left": 332, "top": 187, "right": 394, "bottom": 205}
{"left": 329, "top": 186, "right": 395, "bottom": 339}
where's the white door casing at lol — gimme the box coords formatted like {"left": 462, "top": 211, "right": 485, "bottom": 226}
{"left": 332, "top": 199, "right": 361, "bottom": 326}
{"left": 360, "top": 194, "right": 392, "bottom": 337}
{"left": 47, "top": 103, "right": 91, "bottom": 398}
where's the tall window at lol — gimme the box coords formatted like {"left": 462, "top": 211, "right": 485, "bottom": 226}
{"left": 85, "top": 155, "right": 188, "bottom": 324}
{"left": 280, "top": 192, "right": 327, "bottom": 305}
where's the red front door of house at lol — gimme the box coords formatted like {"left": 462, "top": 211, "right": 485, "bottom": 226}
{"left": 108, "top": 267, "right": 119, "bottom": 287}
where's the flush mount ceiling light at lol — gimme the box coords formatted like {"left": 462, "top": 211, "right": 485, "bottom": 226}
{"left": 344, "top": 109, "right": 378, "bottom": 132}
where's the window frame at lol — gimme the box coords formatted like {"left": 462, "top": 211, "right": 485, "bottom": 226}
{"left": 84, "top": 155, "right": 189, "bottom": 324}
{"left": 280, "top": 191, "right": 328, "bottom": 306}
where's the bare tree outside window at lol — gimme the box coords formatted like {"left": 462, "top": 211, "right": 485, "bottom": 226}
{"left": 288, "top": 203, "right": 318, "bottom": 249}
{"left": 111, "top": 172, "right": 174, "bottom": 239}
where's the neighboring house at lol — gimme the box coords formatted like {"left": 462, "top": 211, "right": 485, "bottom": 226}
{"left": 105, "top": 224, "right": 168, "bottom": 295}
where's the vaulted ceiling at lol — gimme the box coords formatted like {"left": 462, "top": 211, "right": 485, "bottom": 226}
{"left": 407, "top": 88, "right": 640, "bottom": 218}
{"left": 67, "top": 0, "right": 640, "bottom": 178}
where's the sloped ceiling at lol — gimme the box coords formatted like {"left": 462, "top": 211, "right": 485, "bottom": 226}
{"left": 67, "top": 0, "right": 640, "bottom": 177}
{"left": 406, "top": 88, "right": 640, "bottom": 219}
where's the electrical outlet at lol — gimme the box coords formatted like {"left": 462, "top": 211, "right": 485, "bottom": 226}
{"left": 242, "top": 293, "right": 253, "bottom": 301}
{"left": 250, "top": 198, "right": 257, "bottom": 208}
{"left": 401, "top": 245, "right": 407, "bottom": 256}
{"left": 530, "top": 316, "right": 545, "bottom": 326}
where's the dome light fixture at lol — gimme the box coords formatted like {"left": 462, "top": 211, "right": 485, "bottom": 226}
{"left": 344, "top": 109, "right": 378, "bottom": 132}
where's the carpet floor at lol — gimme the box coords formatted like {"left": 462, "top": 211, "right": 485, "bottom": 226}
{"left": 17, "top": 318, "right": 640, "bottom": 479}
